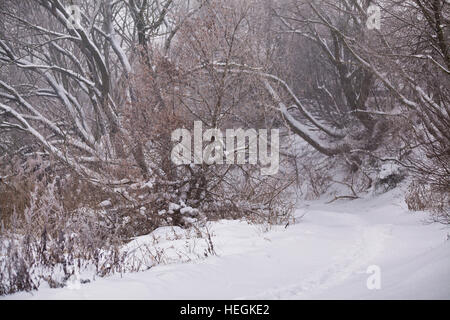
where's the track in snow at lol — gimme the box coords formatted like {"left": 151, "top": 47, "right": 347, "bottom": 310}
{"left": 3, "top": 190, "right": 450, "bottom": 300}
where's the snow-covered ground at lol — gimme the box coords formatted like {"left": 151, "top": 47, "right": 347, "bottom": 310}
{"left": 3, "top": 188, "right": 450, "bottom": 300}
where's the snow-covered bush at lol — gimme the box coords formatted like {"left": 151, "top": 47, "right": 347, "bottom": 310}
{"left": 374, "top": 163, "right": 405, "bottom": 193}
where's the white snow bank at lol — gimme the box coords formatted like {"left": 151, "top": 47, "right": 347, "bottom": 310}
{"left": 3, "top": 189, "right": 449, "bottom": 300}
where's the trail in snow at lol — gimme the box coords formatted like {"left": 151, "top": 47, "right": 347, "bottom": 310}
{"left": 3, "top": 189, "right": 450, "bottom": 300}
{"left": 244, "top": 222, "right": 393, "bottom": 299}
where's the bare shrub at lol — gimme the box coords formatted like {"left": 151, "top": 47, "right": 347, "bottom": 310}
{"left": 120, "top": 1, "right": 297, "bottom": 228}
{"left": 0, "top": 156, "right": 40, "bottom": 227}
{"left": 406, "top": 180, "right": 450, "bottom": 224}
{"left": 0, "top": 178, "right": 125, "bottom": 296}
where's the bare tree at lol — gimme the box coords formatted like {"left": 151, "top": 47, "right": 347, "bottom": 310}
{"left": 0, "top": 0, "right": 180, "bottom": 197}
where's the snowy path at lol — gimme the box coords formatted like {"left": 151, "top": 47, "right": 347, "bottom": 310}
{"left": 4, "top": 190, "right": 450, "bottom": 300}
